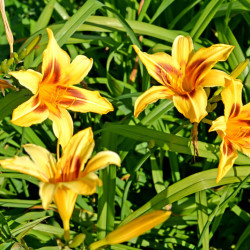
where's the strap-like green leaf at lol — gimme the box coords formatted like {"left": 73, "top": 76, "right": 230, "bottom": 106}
{"left": 120, "top": 166, "right": 250, "bottom": 226}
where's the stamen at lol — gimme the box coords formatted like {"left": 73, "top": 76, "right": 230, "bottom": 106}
{"left": 64, "top": 97, "right": 77, "bottom": 109}
{"left": 55, "top": 86, "right": 69, "bottom": 103}
{"left": 54, "top": 85, "right": 78, "bottom": 109}
{"left": 161, "top": 68, "right": 171, "bottom": 87}
{"left": 56, "top": 139, "right": 60, "bottom": 162}
{"left": 228, "top": 125, "right": 248, "bottom": 140}
{"left": 161, "top": 67, "right": 184, "bottom": 95}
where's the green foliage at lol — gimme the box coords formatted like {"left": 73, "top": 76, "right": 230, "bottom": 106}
{"left": 0, "top": 0, "right": 249, "bottom": 249}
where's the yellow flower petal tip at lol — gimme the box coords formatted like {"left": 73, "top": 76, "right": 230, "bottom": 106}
{"left": 89, "top": 210, "right": 171, "bottom": 250}
{"left": 133, "top": 36, "right": 233, "bottom": 123}
{"left": 209, "top": 78, "right": 250, "bottom": 182}
{"left": 0, "top": 127, "right": 121, "bottom": 241}
{"left": 9, "top": 28, "right": 113, "bottom": 148}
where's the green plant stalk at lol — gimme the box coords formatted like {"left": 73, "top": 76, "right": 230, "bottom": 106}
{"left": 121, "top": 151, "right": 151, "bottom": 220}
{"left": 150, "top": 0, "right": 175, "bottom": 24}
{"left": 209, "top": 187, "right": 231, "bottom": 239}
{"left": 235, "top": 223, "right": 250, "bottom": 249}
{"left": 97, "top": 130, "right": 118, "bottom": 239}
{"left": 140, "top": 100, "right": 174, "bottom": 126}
{"left": 190, "top": 0, "right": 223, "bottom": 41}
{"left": 18, "top": 16, "right": 186, "bottom": 61}
{"left": 32, "top": 0, "right": 57, "bottom": 34}
{"left": 196, "top": 190, "right": 209, "bottom": 250}
{"left": 101, "top": 124, "right": 250, "bottom": 165}
{"left": 31, "top": 0, "right": 103, "bottom": 67}
{"left": 119, "top": 167, "right": 250, "bottom": 227}
{"left": 197, "top": 174, "right": 250, "bottom": 247}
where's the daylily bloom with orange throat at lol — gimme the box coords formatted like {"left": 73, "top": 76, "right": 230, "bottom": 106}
{"left": 0, "top": 127, "right": 121, "bottom": 241}
{"left": 9, "top": 28, "right": 113, "bottom": 148}
{"left": 209, "top": 78, "right": 250, "bottom": 183}
{"left": 133, "top": 36, "right": 234, "bottom": 123}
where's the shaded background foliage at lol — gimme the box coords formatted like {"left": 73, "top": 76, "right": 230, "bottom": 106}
{"left": 0, "top": 0, "right": 250, "bottom": 249}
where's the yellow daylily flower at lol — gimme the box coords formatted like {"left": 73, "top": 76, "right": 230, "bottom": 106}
{"left": 209, "top": 78, "right": 250, "bottom": 183}
{"left": 9, "top": 28, "right": 113, "bottom": 148}
{"left": 0, "top": 127, "right": 121, "bottom": 241}
{"left": 89, "top": 210, "right": 171, "bottom": 250}
{"left": 0, "top": 79, "right": 15, "bottom": 95}
{"left": 133, "top": 36, "right": 234, "bottom": 123}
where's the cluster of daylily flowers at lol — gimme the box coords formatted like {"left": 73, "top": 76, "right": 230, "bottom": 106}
{"left": 133, "top": 35, "right": 249, "bottom": 182}
{"left": 0, "top": 27, "right": 249, "bottom": 247}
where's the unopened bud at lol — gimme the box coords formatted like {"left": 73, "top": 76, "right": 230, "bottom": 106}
{"left": 13, "top": 52, "right": 19, "bottom": 61}
{"left": 89, "top": 210, "right": 171, "bottom": 250}
{"left": 7, "top": 57, "right": 14, "bottom": 66}
{"left": 19, "top": 48, "right": 27, "bottom": 60}
{"left": 25, "top": 34, "right": 41, "bottom": 55}
{"left": 204, "top": 87, "right": 210, "bottom": 98}
{"left": 1, "top": 59, "right": 8, "bottom": 73}
{"left": 208, "top": 95, "right": 221, "bottom": 103}
{"left": 210, "top": 103, "right": 217, "bottom": 112}
{"left": 69, "top": 234, "right": 86, "bottom": 248}
{"left": 231, "top": 59, "right": 249, "bottom": 78}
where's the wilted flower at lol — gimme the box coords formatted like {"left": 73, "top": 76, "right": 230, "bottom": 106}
{"left": 0, "top": 79, "right": 15, "bottom": 95}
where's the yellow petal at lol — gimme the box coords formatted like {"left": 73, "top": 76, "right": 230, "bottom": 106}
{"left": 11, "top": 95, "right": 49, "bottom": 127}
{"left": 233, "top": 143, "right": 250, "bottom": 158}
{"left": 42, "top": 28, "right": 70, "bottom": 84}
{"left": 199, "top": 69, "right": 231, "bottom": 87}
{"left": 172, "top": 35, "right": 194, "bottom": 72}
{"left": 221, "top": 78, "right": 243, "bottom": 119}
{"left": 173, "top": 86, "right": 208, "bottom": 123}
{"left": 83, "top": 151, "right": 121, "bottom": 176}
{"left": 23, "top": 144, "right": 57, "bottom": 180}
{"left": 209, "top": 116, "right": 227, "bottom": 139}
{"left": 185, "top": 44, "right": 234, "bottom": 89}
{"left": 134, "top": 86, "right": 174, "bottom": 118}
{"left": 49, "top": 108, "right": 73, "bottom": 149}
{"left": 63, "top": 172, "right": 102, "bottom": 196}
{"left": 65, "top": 55, "right": 93, "bottom": 86}
{"left": 9, "top": 70, "right": 42, "bottom": 94}
{"left": 240, "top": 102, "right": 250, "bottom": 118}
{"left": 132, "top": 45, "right": 180, "bottom": 86}
{"left": 42, "top": 28, "right": 93, "bottom": 87}
{"left": 226, "top": 102, "right": 250, "bottom": 157}
{"left": 58, "top": 86, "right": 114, "bottom": 114}
{"left": 39, "top": 182, "right": 57, "bottom": 210}
{"left": 53, "top": 185, "right": 78, "bottom": 241}
{"left": 0, "top": 156, "right": 48, "bottom": 182}
{"left": 216, "top": 138, "right": 238, "bottom": 183}
{"left": 58, "top": 127, "right": 94, "bottom": 180}
{"left": 89, "top": 210, "right": 171, "bottom": 250}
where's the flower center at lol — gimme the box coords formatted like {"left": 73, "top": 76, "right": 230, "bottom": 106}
{"left": 39, "top": 83, "right": 74, "bottom": 112}
{"left": 160, "top": 67, "right": 187, "bottom": 95}
{"left": 226, "top": 118, "right": 250, "bottom": 147}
